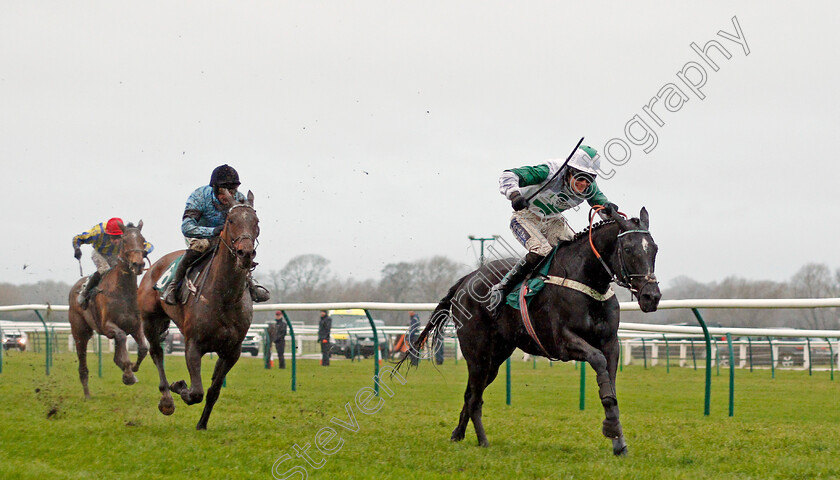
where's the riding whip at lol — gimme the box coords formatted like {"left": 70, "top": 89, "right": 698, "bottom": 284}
{"left": 78, "top": 259, "right": 84, "bottom": 277}
{"left": 524, "top": 136, "right": 584, "bottom": 202}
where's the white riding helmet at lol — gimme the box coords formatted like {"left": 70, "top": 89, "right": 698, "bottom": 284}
{"left": 566, "top": 145, "right": 601, "bottom": 177}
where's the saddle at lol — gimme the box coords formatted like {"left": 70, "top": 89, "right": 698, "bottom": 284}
{"left": 154, "top": 246, "right": 217, "bottom": 304}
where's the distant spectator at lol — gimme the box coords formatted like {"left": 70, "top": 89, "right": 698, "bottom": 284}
{"left": 317, "top": 310, "right": 332, "bottom": 366}
{"left": 407, "top": 311, "right": 420, "bottom": 367}
{"left": 434, "top": 327, "right": 444, "bottom": 365}
{"left": 267, "top": 311, "right": 287, "bottom": 369}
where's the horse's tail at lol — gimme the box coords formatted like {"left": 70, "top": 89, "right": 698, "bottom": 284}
{"left": 396, "top": 273, "right": 469, "bottom": 372}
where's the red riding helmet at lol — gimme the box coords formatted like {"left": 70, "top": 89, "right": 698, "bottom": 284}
{"left": 104, "top": 217, "right": 124, "bottom": 236}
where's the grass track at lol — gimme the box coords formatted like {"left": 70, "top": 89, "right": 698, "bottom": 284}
{"left": 0, "top": 351, "right": 838, "bottom": 479}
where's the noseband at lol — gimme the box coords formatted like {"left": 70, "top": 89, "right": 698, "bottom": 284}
{"left": 588, "top": 208, "right": 659, "bottom": 297}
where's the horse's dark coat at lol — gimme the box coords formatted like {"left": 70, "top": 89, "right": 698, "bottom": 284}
{"left": 399, "top": 208, "right": 661, "bottom": 455}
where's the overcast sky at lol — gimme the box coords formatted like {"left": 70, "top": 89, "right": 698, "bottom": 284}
{"left": 2, "top": 2, "right": 839, "bottom": 293}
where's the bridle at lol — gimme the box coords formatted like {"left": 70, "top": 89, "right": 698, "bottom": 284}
{"left": 218, "top": 203, "right": 259, "bottom": 265}
{"left": 116, "top": 228, "right": 149, "bottom": 272}
{"left": 588, "top": 207, "right": 658, "bottom": 297}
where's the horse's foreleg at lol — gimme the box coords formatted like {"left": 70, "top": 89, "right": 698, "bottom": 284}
{"left": 196, "top": 351, "right": 240, "bottom": 430}
{"left": 562, "top": 330, "right": 626, "bottom": 455}
{"left": 171, "top": 340, "right": 204, "bottom": 405}
{"left": 602, "top": 336, "right": 627, "bottom": 456}
{"left": 131, "top": 326, "right": 149, "bottom": 373}
{"left": 103, "top": 322, "right": 137, "bottom": 386}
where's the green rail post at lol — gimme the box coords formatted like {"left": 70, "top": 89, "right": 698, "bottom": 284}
{"left": 454, "top": 337, "right": 459, "bottom": 365}
{"left": 0, "top": 325, "right": 4, "bottom": 374}
{"left": 579, "top": 360, "right": 586, "bottom": 410}
{"left": 767, "top": 337, "right": 775, "bottom": 379}
{"left": 806, "top": 338, "right": 813, "bottom": 376}
{"left": 98, "top": 334, "right": 103, "bottom": 378}
{"left": 505, "top": 357, "right": 511, "bottom": 405}
{"left": 33, "top": 310, "right": 50, "bottom": 376}
{"left": 827, "top": 339, "right": 835, "bottom": 381}
{"left": 533, "top": 355, "right": 537, "bottom": 370}
{"left": 363, "top": 310, "right": 381, "bottom": 396}
{"left": 691, "top": 308, "right": 712, "bottom": 416}
{"left": 641, "top": 338, "right": 647, "bottom": 369}
{"left": 747, "top": 337, "right": 753, "bottom": 372}
{"left": 263, "top": 327, "right": 271, "bottom": 369}
{"left": 727, "top": 333, "right": 735, "bottom": 417}
{"left": 662, "top": 334, "right": 670, "bottom": 373}
{"left": 618, "top": 339, "right": 623, "bottom": 372}
{"left": 691, "top": 339, "right": 697, "bottom": 370}
{"left": 281, "top": 311, "right": 296, "bottom": 392}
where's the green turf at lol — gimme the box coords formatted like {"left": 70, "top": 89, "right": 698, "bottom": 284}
{"left": 0, "top": 351, "right": 838, "bottom": 480}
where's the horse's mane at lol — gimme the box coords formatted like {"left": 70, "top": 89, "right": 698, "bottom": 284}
{"left": 571, "top": 219, "right": 618, "bottom": 242}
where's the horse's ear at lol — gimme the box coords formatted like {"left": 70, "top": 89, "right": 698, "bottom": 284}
{"left": 117, "top": 220, "right": 125, "bottom": 231}
{"left": 639, "top": 207, "right": 649, "bottom": 230}
{"left": 247, "top": 190, "right": 254, "bottom": 207}
{"left": 137, "top": 219, "right": 143, "bottom": 231}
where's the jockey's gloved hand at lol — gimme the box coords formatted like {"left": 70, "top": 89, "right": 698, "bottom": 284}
{"left": 510, "top": 191, "right": 529, "bottom": 211}
{"left": 212, "top": 225, "right": 224, "bottom": 236}
{"left": 603, "top": 202, "right": 619, "bottom": 216}
{"left": 74, "top": 248, "right": 82, "bottom": 260}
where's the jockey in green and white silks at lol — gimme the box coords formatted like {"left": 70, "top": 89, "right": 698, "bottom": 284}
{"left": 488, "top": 145, "right": 619, "bottom": 311}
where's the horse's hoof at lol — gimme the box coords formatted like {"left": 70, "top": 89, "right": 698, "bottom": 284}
{"left": 450, "top": 428, "right": 465, "bottom": 442}
{"left": 158, "top": 397, "right": 175, "bottom": 416}
{"left": 478, "top": 439, "right": 490, "bottom": 448}
{"left": 170, "top": 380, "right": 187, "bottom": 393}
{"left": 612, "top": 437, "right": 628, "bottom": 456}
{"left": 123, "top": 374, "right": 138, "bottom": 386}
{"left": 196, "top": 422, "right": 207, "bottom": 431}
{"left": 132, "top": 365, "right": 140, "bottom": 373}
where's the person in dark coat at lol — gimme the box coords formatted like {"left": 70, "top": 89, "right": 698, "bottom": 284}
{"left": 268, "top": 311, "right": 287, "bottom": 369}
{"left": 317, "top": 310, "right": 332, "bottom": 366}
{"left": 407, "top": 311, "right": 420, "bottom": 367}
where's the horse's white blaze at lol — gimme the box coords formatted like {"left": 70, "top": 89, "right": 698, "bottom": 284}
{"left": 641, "top": 238, "right": 651, "bottom": 254}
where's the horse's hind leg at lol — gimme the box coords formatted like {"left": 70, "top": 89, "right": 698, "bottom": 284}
{"left": 170, "top": 339, "right": 204, "bottom": 405}
{"left": 70, "top": 318, "right": 93, "bottom": 399}
{"left": 130, "top": 325, "right": 149, "bottom": 373}
{"left": 196, "top": 351, "right": 240, "bottom": 430}
{"left": 451, "top": 384, "right": 472, "bottom": 442}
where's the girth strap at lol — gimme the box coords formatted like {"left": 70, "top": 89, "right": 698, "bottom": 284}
{"left": 518, "top": 283, "right": 561, "bottom": 361}
{"left": 543, "top": 276, "right": 615, "bottom": 301}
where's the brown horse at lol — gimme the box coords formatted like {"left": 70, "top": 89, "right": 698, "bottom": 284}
{"left": 137, "top": 191, "right": 258, "bottom": 430}
{"left": 69, "top": 221, "right": 149, "bottom": 398}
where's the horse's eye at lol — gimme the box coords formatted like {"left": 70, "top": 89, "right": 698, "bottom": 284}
{"left": 624, "top": 247, "right": 633, "bottom": 253}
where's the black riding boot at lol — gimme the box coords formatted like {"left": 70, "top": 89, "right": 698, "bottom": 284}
{"left": 486, "top": 252, "right": 545, "bottom": 313}
{"left": 161, "top": 249, "right": 202, "bottom": 305}
{"left": 78, "top": 271, "right": 102, "bottom": 310}
{"left": 248, "top": 274, "right": 271, "bottom": 303}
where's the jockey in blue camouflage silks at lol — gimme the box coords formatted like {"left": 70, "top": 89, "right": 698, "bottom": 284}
{"left": 73, "top": 217, "right": 154, "bottom": 309}
{"left": 487, "top": 145, "right": 618, "bottom": 311}
{"left": 160, "top": 164, "right": 270, "bottom": 305}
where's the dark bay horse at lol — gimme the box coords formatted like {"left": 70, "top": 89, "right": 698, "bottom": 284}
{"left": 399, "top": 208, "right": 661, "bottom": 455}
{"left": 137, "top": 191, "right": 258, "bottom": 430}
{"left": 69, "top": 221, "right": 149, "bottom": 398}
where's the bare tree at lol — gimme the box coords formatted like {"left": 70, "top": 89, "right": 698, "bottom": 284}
{"left": 280, "top": 254, "right": 332, "bottom": 303}
{"left": 413, "top": 256, "right": 469, "bottom": 302}
{"left": 379, "top": 262, "right": 417, "bottom": 303}
{"left": 790, "top": 263, "right": 839, "bottom": 330}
